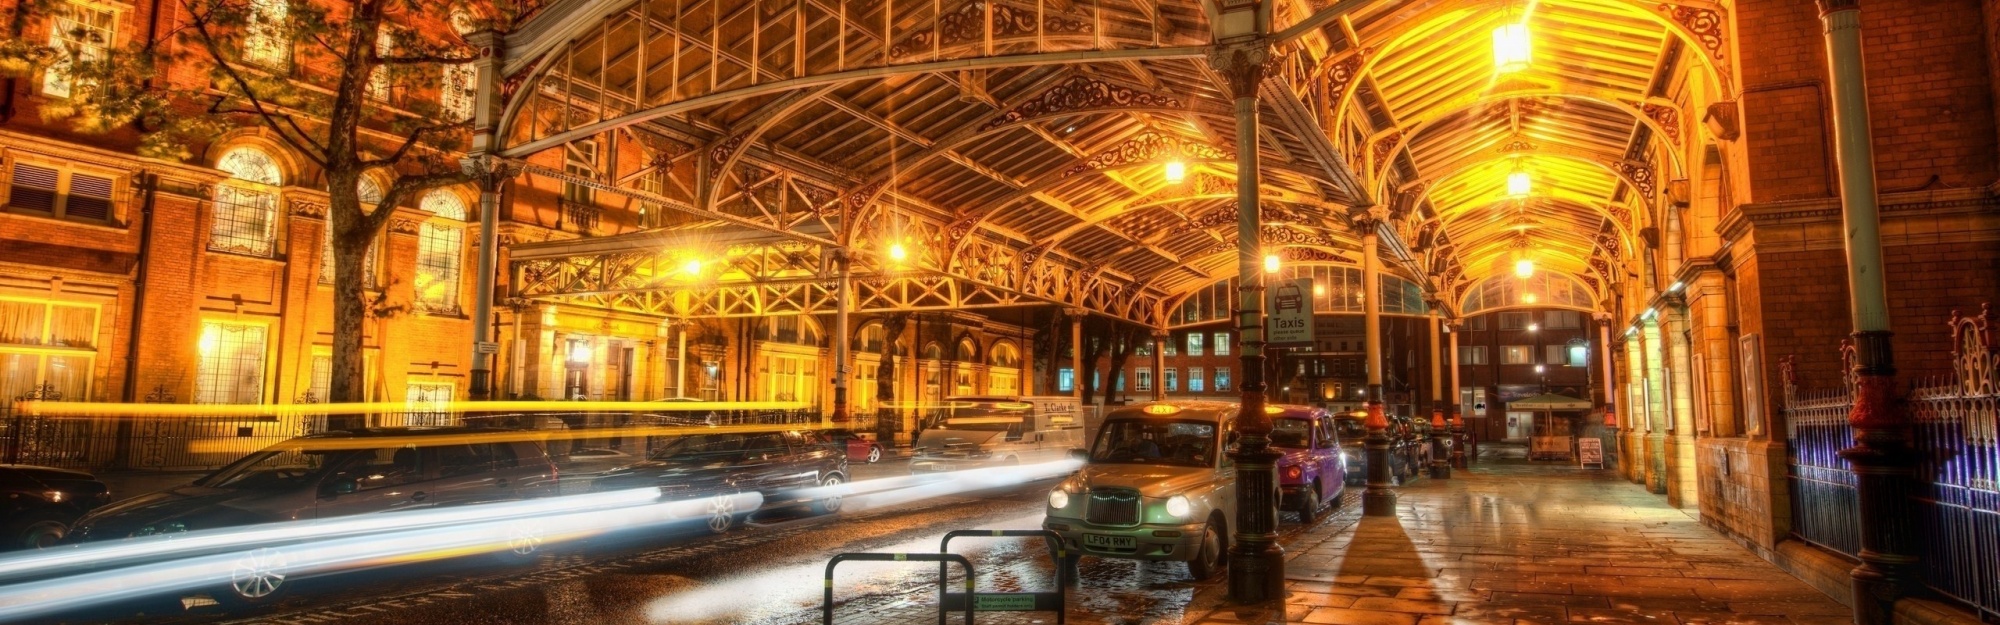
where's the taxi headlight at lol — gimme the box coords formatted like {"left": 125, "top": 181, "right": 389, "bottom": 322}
{"left": 1165, "top": 495, "right": 1191, "bottom": 519}
{"left": 1048, "top": 489, "right": 1070, "bottom": 509}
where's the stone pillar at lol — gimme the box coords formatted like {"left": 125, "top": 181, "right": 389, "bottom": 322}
{"left": 1448, "top": 321, "right": 1466, "bottom": 469}
{"left": 1819, "top": 2, "right": 1917, "bottom": 622}
{"left": 1642, "top": 317, "right": 1668, "bottom": 494}
{"left": 1623, "top": 328, "right": 1646, "bottom": 484}
{"left": 1067, "top": 309, "right": 1085, "bottom": 401}
{"left": 1664, "top": 298, "right": 1699, "bottom": 508}
{"left": 1359, "top": 222, "right": 1397, "bottom": 516}
{"left": 1210, "top": 33, "right": 1283, "bottom": 604}
{"left": 463, "top": 29, "right": 506, "bottom": 402}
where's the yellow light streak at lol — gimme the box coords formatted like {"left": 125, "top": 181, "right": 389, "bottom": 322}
{"left": 15, "top": 400, "right": 810, "bottom": 418}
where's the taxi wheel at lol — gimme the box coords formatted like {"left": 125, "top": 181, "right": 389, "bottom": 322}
{"left": 1187, "top": 517, "right": 1227, "bottom": 581}
{"left": 1294, "top": 482, "right": 1321, "bottom": 521}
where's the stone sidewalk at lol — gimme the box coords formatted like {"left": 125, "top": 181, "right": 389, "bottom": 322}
{"left": 1195, "top": 446, "right": 1851, "bottom": 625}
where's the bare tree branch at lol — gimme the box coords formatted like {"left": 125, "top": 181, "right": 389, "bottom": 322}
{"left": 363, "top": 122, "right": 471, "bottom": 169}
{"left": 375, "top": 52, "right": 476, "bottom": 65}
{"left": 369, "top": 169, "right": 474, "bottom": 230}
{"left": 183, "top": 1, "right": 329, "bottom": 165}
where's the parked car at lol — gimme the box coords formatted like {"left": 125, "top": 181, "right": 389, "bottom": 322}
{"left": 1332, "top": 413, "right": 1368, "bottom": 485}
{"left": 67, "top": 427, "right": 561, "bottom": 605}
{"left": 1389, "top": 414, "right": 1428, "bottom": 479}
{"left": 591, "top": 429, "right": 848, "bottom": 533}
{"left": 823, "top": 428, "right": 887, "bottom": 463}
{"left": 0, "top": 465, "right": 109, "bottom": 550}
{"left": 910, "top": 396, "right": 1086, "bottom": 473}
{"left": 1266, "top": 406, "right": 1344, "bottom": 521}
{"left": 1043, "top": 401, "right": 1239, "bottom": 580}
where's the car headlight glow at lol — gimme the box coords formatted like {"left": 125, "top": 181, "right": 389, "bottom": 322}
{"left": 1048, "top": 489, "right": 1070, "bottom": 509}
{"left": 1165, "top": 495, "right": 1191, "bottom": 518}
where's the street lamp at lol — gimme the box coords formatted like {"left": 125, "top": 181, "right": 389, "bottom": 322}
{"left": 1263, "top": 253, "right": 1281, "bottom": 274}
{"left": 1514, "top": 257, "right": 1535, "bottom": 278}
{"left": 888, "top": 242, "right": 908, "bottom": 263}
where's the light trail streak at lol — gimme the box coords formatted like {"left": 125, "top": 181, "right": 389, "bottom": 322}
{"left": 14, "top": 399, "right": 811, "bottom": 419}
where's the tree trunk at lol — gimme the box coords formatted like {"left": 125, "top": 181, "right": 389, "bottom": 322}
{"left": 1079, "top": 318, "right": 1107, "bottom": 400}
{"left": 875, "top": 314, "right": 907, "bottom": 445}
{"left": 325, "top": 169, "right": 373, "bottom": 431}
{"left": 1101, "top": 324, "right": 1142, "bottom": 406}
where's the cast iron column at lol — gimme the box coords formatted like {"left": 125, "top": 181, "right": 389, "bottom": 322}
{"left": 1068, "top": 309, "right": 1085, "bottom": 401}
{"left": 1152, "top": 331, "right": 1169, "bottom": 401}
{"left": 1360, "top": 222, "right": 1397, "bottom": 516}
{"left": 463, "top": 29, "right": 507, "bottom": 401}
{"left": 830, "top": 250, "right": 852, "bottom": 423}
{"left": 1820, "top": 2, "right": 1916, "bottom": 623}
{"left": 1211, "top": 38, "right": 1284, "bottom": 604}
{"left": 1448, "top": 320, "right": 1466, "bottom": 469}
{"left": 1428, "top": 310, "right": 1450, "bottom": 478}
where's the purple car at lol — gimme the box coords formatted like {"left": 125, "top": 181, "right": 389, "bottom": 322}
{"left": 1268, "top": 405, "right": 1345, "bottom": 521}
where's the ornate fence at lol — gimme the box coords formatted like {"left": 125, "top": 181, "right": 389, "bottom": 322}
{"left": 1782, "top": 305, "right": 2000, "bottom": 620}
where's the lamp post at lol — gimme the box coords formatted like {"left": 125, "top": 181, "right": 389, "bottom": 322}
{"left": 1360, "top": 218, "right": 1396, "bottom": 517}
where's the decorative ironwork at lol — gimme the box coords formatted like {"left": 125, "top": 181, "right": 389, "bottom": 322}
{"left": 1371, "top": 131, "right": 1403, "bottom": 172}
{"left": 1058, "top": 131, "right": 1228, "bottom": 180}
{"left": 1322, "top": 48, "right": 1371, "bottom": 106}
{"left": 1279, "top": 248, "right": 1351, "bottom": 264}
{"left": 890, "top": 2, "right": 1094, "bottom": 58}
{"left": 1643, "top": 103, "right": 1683, "bottom": 145}
{"left": 1657, "top": 4, "right": 1729, "bottom": 61}
{"left": 288, "top": 200, "right": 328, "bottom": 219}
{"left": 1949, "top": 304, "right": 1996, "bottom": 396}
{"left": 1500, "top": 139, "right": 1537, "bottom": 153}
{"left": 978, "top": 76, "right": 1183, "bottom": 132}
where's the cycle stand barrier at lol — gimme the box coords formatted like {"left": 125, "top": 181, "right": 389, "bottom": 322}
{"left": 937, "top": 529, "right": 1067, "bottom": 624}
{"left": 822, "top": 552, "right": 975, "bottom": 625}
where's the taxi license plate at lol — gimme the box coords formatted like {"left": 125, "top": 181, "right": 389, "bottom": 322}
{"left": 1082, "top": 533, "right": 1134, "bottom": 549}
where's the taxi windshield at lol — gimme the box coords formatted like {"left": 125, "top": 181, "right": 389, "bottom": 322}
{"left": 1270, "top": 418, "right": 1313, "bottom": 448}
{"left": 1089, "top": 419, "right": 1217, "bottom": 467}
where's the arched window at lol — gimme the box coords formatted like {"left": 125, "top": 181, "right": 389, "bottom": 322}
{"left": 955, "top": 337, "right": 977, "bottom": 362}
{"left": 764, "top": 316, "right": 819, "bottom": 346}
{"left": 988, "top": 342, "right": 1020, "bottom": 368}
{"left": 320, "top": 176, "right": 382, "bottom": 286}
{"left": 856, "top": 323, "right": 887, "bottom": 353}
{"left": 755, "top": 316, "right": 820, "bottom": 405}
{"left": 210, "top": 147, "right": 283, "bottom": 256}
{"left": 413, "top": 190, "right": 468, "bottom": 313}
{"left": 987, "top": 342, "right": 1021, "bottom": 396}
{"left": 922, "top": 342, "right": 942, "bottom": 360}
{"left": 1461, "top": 272, "right": 1594, "bottom": 314}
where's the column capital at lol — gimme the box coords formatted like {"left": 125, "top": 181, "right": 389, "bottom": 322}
{"left": 1205, "top": 41, "right": 1271, "bottom": 98}
{"left": 1817, "top": 0, "right": 1859, "bottom": 14}
{"left": 460, "top": 155, "right": 517, "bottom": 192}
{"left": 1594, "top": 312, "right": 1615, "bottom": 323}
{"left": 1151, "top": 329, "right": 1172, "bottom": 341}
{"left": 1063, "top": 307, "right": 1090, "bottom": 320}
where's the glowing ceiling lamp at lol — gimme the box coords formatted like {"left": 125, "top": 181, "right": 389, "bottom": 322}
{"left": 1492, "top": 22, "right": 1533, "bottom": 73}
{"left": 1522, "top": 292, "right": 1539, "bottom": 304}
{"left": 1164, "top": 160, "right": 1187, "bottom": 184}
{"left": 681, "top": 258, "right": 702, "bottom": 276}
{"left": 1506, "top": 170, "right": 1532, "bottom": 197}
{"left": 1264, "top": 253, "right": 1281, "bottom": 273}
{"left": 1514, "top": 258, "right": 1535, "bottom": 278}
{"left": 888, "top": 242, "right": 908, "bottom": 263}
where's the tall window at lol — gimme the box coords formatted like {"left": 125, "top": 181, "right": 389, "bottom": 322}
{"left": 1499, "top": 312, "right": 1531, "bottom": 330}
{"left": 1057, "top": 368, "right": 1074, "bottom": 393}
{"left": 1135, "top": 367, "right": 1152, "bottom": 392}
{"left": 1164, "top": 368, "right": 1178, "bottom": 392}
{"left": 441, "top": 61, "right": 477, "bottom": 120}
{"left": 196, "top": 321, "right": 267, "bottom": 404}
{"left": 988, "top": 342, "right": 1020, "bottom": 396}
{"left": 210, "top": 147, "right": 282, "bottom": 256}
{"left": 41, "top": 1, "right": 116, "bottom": 98}
{"left": 414, "top": 191, "right": 467, "bottom": 314}
{"left": 1547, "top": 310, "right": 1581, "bottom": 329}
{"left": 1501, "top": 345, "right": 1533, "bottom": 365}
{"left": 1214, "top": 332, "right": 1231, "bottom": 356}
{"left": 1545, "top": 345, "right": 1565, "bottom": 365}
{"left": 241, "top": 0, "right": 289, "bottom": 69}
{"left": 562, "top": 140, "right": 597, "bottom": 205}
{"left": 320, "top": 177, "right": 381, "bottom": 286}
{"left": 1567, "top": 343, "right": 1590, "bottom": 367}
{"left": 1186, "top": 333, "right": 1204, "bottom": 356}
{"left": 403, "top": 382, "right": 454, "bottom": 426}
{"left": 1188, "top": 367, "right": 1205, "bottom": 392}
{"left": 365, "top": 30, "right": 393, "bottom": 101}
{"left": 1214, "top": 367, "right": 1231, "bottom": 392}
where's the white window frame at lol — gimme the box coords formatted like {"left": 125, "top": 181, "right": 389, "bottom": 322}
{"left": 4, "top": 158, "right": 119, "bottom": 222}
{"left": 241, "top": 0, "right": 290, "bottom": 70}
{"left": 1214, "top": 332, "right": 1230, "bottom": 356}
{"left": 196, "top": 320, "right": 269, "bottom": 404}
{"left": 1164, "top": 368, "right": 1178, "bottom": 392}
{"left": 1186, "top": 333, "right": 1204, "bottom": 357}
{"left": 1135, "top": 367, "right": 1152, "bottom": 392}
{"left": 1188, "top": 367, "right": 1205, "bottom": 392}
{"left": 41, "top": 0, "right": 117, "bottom": 98}
{"left": 209, "top": 147, "right": 283, "bottom": 257}
{"left": 1214, "top": 367, "right": 1231, "bottom": 392}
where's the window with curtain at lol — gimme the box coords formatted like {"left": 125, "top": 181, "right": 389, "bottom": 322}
{"left": 0, "top": 299, "right": 97, "bottom": 401}
{"left": 404, "top": 382, "right": 454, "bottom": 426}
{"left": 414, "top": 191, "right": 467, "bottom": 314}
{"left": 41, "top": 1, "right": 116, "bottom": 98}
{"left": 196, "top": 321, "right": 267, "bottom": 404}
{"left": 210, "top": 147, "right": 282, "bottom": 256}
{"left": 1501, "top": 345, "right": 1532, "bottom": 365}
{"left": 241, "top": 0, "right": 289, "bottom": 69}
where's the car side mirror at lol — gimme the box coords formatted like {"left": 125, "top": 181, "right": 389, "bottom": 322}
{"left": 324, "top": 478, "right": 358, "bottom": 497}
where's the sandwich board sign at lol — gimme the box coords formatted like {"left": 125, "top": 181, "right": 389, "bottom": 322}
{"left": 1266, "top": 278, "right": 1316, "bottom": 345}
{"left": 1578, "top": 438, "right": 1605, "bottom": 469}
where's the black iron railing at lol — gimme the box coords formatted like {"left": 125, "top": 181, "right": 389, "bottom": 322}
{"left": 1782, "top": 305, "right": 2000, "bottom": 620}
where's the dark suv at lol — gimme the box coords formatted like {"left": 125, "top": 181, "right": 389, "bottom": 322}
{"left": 67, "top": 427, "right": 560, "bottom": 604}
{"left": 592, "top": 429, "right": 848, "bottom": 533}
{"left": 0, "top": 465, "right": 109, "bottom": 550}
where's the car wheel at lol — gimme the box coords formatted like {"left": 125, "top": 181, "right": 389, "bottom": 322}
{"left": 221, "top": 547, "right": 289, "bottom": 606}
{"left": 4, "top": 511, "right": 68, "bottom": 550}
{"left": 811, "top": 474, "right": 844, "bottom": 515}
{"left": 866, "top": 445, "right": 882, "bottom": 464}
{"left": 494, "top": 522, "right": 546, "bottom": 563}
{"left": 706, "top": 494, "right": 738, "bottom": 534}
{"left": 1186, "top": 516, "right": 1227, "bottom": 581}
{"left": 1294, "top": 481, "right": 1321, "bottom": 522}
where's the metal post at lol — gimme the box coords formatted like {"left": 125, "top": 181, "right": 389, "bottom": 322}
{"left": 1819, "top": 2, "right": 1915, "bottom": 623}
{"left": 1597, "top": 314, "right": 1615, "bottom": 411}
{"left": 831, "top": 251, "right": 852, "bottom": 423}
{"left": 1068, "top": 309, "right": 1085, "bottom": 401}
{"left": 1447, "top": 321, "right": 1465, "bottom": 469}
{"left": 675, "top": 322, "right": 689, "bottom": 398}
{"left": 1359, "top": 226, "right": 1396, "bottom": 516}
{"left": 1428, "top": 311, "right": 1449, "bottom": 479}
{"left": 1209, "top": 37, "right": 1283, "bottom": 605}
{"left": 1152, "top": 331, "right": 1168, "bottom": 401}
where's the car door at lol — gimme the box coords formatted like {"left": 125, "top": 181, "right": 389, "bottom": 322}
{"left": 736, "top": 433, "right": 794, "bottom": 495}
{"left": 1313, "top": 417, "right": 1341, "bottom": 499}
{"left": 785, "top": 430, "right": 839, "bottom": 485}
{"left": 313, "top": 445, "right": 442, "bottom": 518}
{"left": 427, "top": 443, "right": 525, "bottom": 507}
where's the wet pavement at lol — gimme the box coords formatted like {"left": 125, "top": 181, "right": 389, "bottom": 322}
{"left": 22, "top": 445, "right": 1846, "bottom": 625}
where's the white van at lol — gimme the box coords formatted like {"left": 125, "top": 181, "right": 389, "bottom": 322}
{"left": 909, "top": 396, "right": 1087, "bottom": 473}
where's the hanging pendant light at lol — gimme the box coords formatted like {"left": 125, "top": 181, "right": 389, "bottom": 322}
{"left": 1492, "top": 22, "right": 1533, "bottom": 73}
{"left": 1506, "top": 170, "right": 1532, "bottom": 197}
{"left": 1164, "top": 160, "right": 1187, "bottom": 184}
{"left": 1514, "top": 258, "right": 1535, "bottom": 278}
